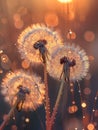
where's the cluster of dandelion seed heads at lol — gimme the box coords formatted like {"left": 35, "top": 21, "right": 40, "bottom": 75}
{"left": 1, "top": 70, "right": 45, "bottom": 111}
{"left": 17, "top": 23, "right": 63, "bottom": 64}
{"left": 47, "top": 43, "right": 89, "bottom": 81}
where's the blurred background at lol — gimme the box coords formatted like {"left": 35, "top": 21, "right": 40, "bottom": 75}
{"left": 0, "top": 0, "right": 98, "bottom": 130}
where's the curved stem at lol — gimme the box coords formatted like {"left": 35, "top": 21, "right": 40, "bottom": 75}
{"left": 0, "top": 99, "right": 19, "bottom": 130}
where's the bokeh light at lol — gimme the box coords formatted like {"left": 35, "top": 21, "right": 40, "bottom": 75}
{"left": 25, "top": 117, "right": 30, "bottom": 123}
{"left": 0, "top": 54, "right": 11, "bottom": 70}
{"left": 0, "top": 0, "right": 97, "bottom": 129}
{"left": 44, "top": 12, "right": 59, "bottom": 27}
{"left": 47, "top": 43, "right": 89, "bottom": 81}
{"left": 1, "top": 54, "right": 9, "bottom": 63}
{"left": 1, "top": 70, "right": 45, "bottom": 111}
{"left": 87, "top": 123, "right": 95, "bottom": 130}
{"left": 66, "top": 30, "right": 76, "bottom": 40}
{"left": 68, "top": 105, "right": 78, "bottom": 114}
{"left": 83, "top": 87, "right": 91, "bottom": 95}
{"left": 0, "top": 50, "right": 3, "bottom": 54}
{"left": 81, "top": 102, "right": 87, "bottom": 108}
{"left": 57, "top": 0, "right": 72, "bottom": 3}
{"left": 21, "top": 59, "right": 30, "bottom": 69}
{"left": 1, "top": 61, "right": 11, "bottom": 70}
{"left": 84, "top": 31, "right": 95, "bottom": 42}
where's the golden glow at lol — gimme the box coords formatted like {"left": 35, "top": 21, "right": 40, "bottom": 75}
{"left": 47, "top": 43, "right": 89, "bottom": 81}
{"left": 87, "top": 123, "right": 95, "bottom": 130}
{"left": 57, "top": 0, "right": 72, "bottom": 3}
{"left": 17, "top": 23, "right": 63, "bottom": 64}
{"left": 1, "top": 70, "right": 45, "bottom": 111}
{"left": 81, "top": 102, "right": 87, "bottom": 108}
{"left": 25, "top": 118, "right": 30, "bottom": 123}
{"left": 68, "top": 105, "right": 78, "bottom": 114}
{"left": 0, "top": 50, "right": 3, "bottom": 54}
